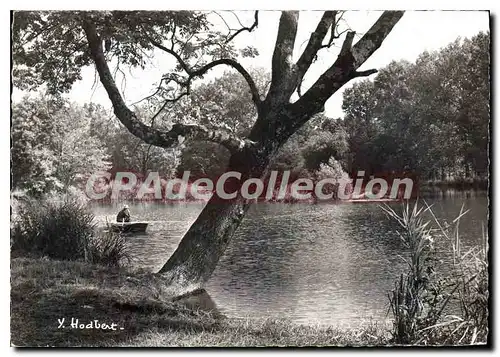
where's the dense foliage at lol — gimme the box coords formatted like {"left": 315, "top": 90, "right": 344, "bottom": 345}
{"left": 11, "top": 196, "right": 95, "bottom": 260}
{"left": 342, "top": 32, "right": 489, "bottom": 184}
{"left": 11, "top": 95, "right": 112, "bottom": 195}
{"left": 11, "top": 95, "right": 184, "bottom": 196}
{"left": 12, "top": 11, "right": 254, "bottom": 96}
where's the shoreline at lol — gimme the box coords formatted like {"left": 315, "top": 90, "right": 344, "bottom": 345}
{"left": 419, "top": 180, "right": 488, "bottom": 191}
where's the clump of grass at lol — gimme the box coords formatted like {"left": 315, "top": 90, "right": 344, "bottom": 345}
{"left": 85, "top": 226, "right": 133, "bottom": 267}
{"left": 382, "top": 201, "right": 489, "bottom": 345}
{"left": 11, "top": 197, "right": 95, "bottom": 261}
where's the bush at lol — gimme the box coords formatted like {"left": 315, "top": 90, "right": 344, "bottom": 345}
{"left": 11, "top": 197, "right": 95, "bottom": 260}
{"left": 314, "top": 157, "right": 353, "bottom": 199}
{"left": 11, "top": 196, "right": 132, "bottom": 267}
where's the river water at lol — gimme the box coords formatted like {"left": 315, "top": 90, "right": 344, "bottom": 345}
{"left": 91, "top": 192, "right": 488, "bottom": 327}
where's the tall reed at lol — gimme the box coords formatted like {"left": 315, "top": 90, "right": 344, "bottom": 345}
{"left": 383, "top": 201, "right": 488, "bottom": 345}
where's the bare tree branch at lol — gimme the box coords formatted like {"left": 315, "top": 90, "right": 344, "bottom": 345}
{"left": 351, "top": 11, "right": 405, "bottom": 67}
{"left": 82, "top": 19, "right": 255, "bottom": 153}
{"left": 211, "top": 11, "right": 232, "bottom": 33}
{"left": 297, "top": 79, "right": 303, "bottom": 98}
{"left": 148, "top": 37, "right": 191, "bottom": 73}
{"left": 315, "top": 12, "right": 352, "bottom": 53}
{"left": 295, "top": 11, "right": 337, "bottom": 78}
{"left": 146, "top": 33, "right": 261, "bottom": 108}
{"left": 291, "top": 11, "right": 404, "bottom": 115}
{"left": 212, "top": 10, "right": 258, "bottom": 44}
{"left": 293, "top": 11, "right": 337, "bottom": 99}
{"left": 339, "top": 31, "right": 355, "bottom": 56}
{"left": 190, "top": 58, "right": 260, "bottom": 103}
{"left": 225, "top": 11, "right": 259, "bottom": 43}
{"left": 149, "top": 90, "right": 190, "bottom": 125}
{"left": 130, "top": 76, "right": 169, "bottom": 106}
{"left": 320, "top": 10, "right": 348, "bottom": 49}
{"left": 266, "top": 11, "right": 299, "bottom": 101}
{"left": 230, "top": 11, "right": 246, "bottom": 28}
{"left": 318, "top": 28, "right": 350, "bottom": 50}
{"left": 353, "top": 69, "right": 378, "bottom": 77}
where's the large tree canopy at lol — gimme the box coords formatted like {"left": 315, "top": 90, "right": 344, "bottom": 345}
{"left": 13, "top": 11, "right": 263, "bottom": 152}
{"left": 12, "top": 10, "right": 404, "bottom": 291}
{"left": 13, "top": 10, "right": 403, "bottom": 154}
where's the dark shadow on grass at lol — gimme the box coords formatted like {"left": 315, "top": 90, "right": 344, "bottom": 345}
{"left": 10, "top": 258, "right": 223, "bottom": 347}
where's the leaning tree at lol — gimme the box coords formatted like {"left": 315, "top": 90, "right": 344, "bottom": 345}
{"left": 12, "top": 10, "right": 404, "bottom": 292}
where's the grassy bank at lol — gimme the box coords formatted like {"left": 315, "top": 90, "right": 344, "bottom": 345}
{"left": 11, "top": 257, "right": 389, "bottom": 347}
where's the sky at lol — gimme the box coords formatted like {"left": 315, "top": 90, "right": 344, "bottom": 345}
{"left": 13, "top": 10, "right": 490, "bottom": 118}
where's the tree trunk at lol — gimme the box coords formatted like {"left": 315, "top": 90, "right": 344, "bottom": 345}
{"left": 158, "top": 193, "right": 252, "bottom": 287}
{"left": 158, "top": 111, "right": 284, "bottom": 290}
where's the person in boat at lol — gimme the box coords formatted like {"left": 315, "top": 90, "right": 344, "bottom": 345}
{"left": 116, "top": 204, "right": 131, "bottom": 223}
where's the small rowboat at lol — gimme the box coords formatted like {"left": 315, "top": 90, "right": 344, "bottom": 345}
{"left": 110, "top": 222, "right": 148, "bottom": 234}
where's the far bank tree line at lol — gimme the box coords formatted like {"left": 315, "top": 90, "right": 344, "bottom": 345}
{"left": 12, "top": 32, "right": 489, "bottom": 197}
{"left": 343, "top": 32, "right": 489, "bottom": 184}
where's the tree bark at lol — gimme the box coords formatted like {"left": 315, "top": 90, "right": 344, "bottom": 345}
{"left": 158, "top": 105, "right": 293, "bottom": 288}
